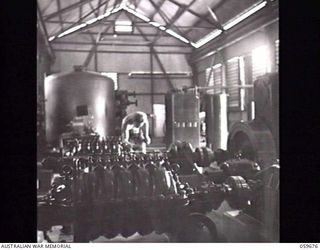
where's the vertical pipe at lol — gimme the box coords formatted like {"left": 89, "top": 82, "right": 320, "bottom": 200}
{"left": 221, "top": 62, "right": 229, "bottom": 135}
{"left": 214, "top": 93, "right": 228, "bottom": 150}
{"left": 206, "top": 93, "right": 228, "bottom": 150}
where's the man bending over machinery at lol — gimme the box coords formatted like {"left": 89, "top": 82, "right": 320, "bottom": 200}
{"left": 121, "top": 111, "right": 151, "bottom": 153}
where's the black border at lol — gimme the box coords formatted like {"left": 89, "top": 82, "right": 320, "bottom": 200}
{"left": 0, "top": 0, "right": 37, "bottom": 242}
{"left": 0, "top": 0, "right": 320, "bottom": 243}
{"left": 279, "top": 0, "right": 320, "bottom": 242}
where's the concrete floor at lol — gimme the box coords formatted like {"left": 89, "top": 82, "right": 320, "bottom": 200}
{"left": 37, "top": 202, "right": 234, "bottom": 243}
{"left": 37, "top": 228, "right": 169, "bottom": 243}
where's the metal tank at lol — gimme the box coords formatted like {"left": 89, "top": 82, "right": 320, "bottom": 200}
{"left": 165, "top": 91, "right": 200, "bottom": 148}
{"left": 45, "top": 66, "right": 115, "bottom": 146}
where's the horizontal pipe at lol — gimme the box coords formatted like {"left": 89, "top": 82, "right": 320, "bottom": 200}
{"left": 185, "top": 85, "right": 253, "bottom": 91}
{"left": 128, "top": 72, "right": 192, "bottom": 76}
{"left": 134, "top": 92, "right": 166, "bottom": 96}
{"left": 128, "top": 76, "right": 192, "bottom": 79}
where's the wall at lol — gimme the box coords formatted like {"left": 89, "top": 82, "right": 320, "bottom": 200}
{"left": 50, "top": 40, "right": 193, "bottom": 137}
{"left": 191, "top": 6, "right": 279, "bottom": 131}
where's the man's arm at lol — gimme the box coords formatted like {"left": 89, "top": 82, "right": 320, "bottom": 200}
{"left": 142, "top": 115, "right": 151, "bottom": 144}
{"left": 121, "top": 118, "right": 130, "bottom": 144}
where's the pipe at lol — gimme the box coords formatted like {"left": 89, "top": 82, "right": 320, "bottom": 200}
{"left": 205, "top": 94, "right": 228, "bottom": 150}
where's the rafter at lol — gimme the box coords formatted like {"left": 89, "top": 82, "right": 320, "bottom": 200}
{"left": 183, "top": 0, "right": 226, "bottom": 36}
{"left": 148, "top": 0, "right": 170, "bottom": 26}
{"left": 103, "top": 0, "right": 111, "bottom": 13}
{"left": 46, "top": 20, "right": 214, "bottom": 29}
{"left": 167, "top": 0, "right": 217, "bottom": 27}
{"left": 51, "top": 40, "right": 191, "bottom": 48}
{"left": 50, "top": 0, "right": 109, "bottom": 39}
{"left": 83, "top": 11, "right": 122, "bottom": 67}
{"left": 151, "top": 0, "right": 196, "bottom": 45}
{"left": 79, "top": 3, "right": 83, "bottom": 20}
{"left": 56, "top": 0, "right": 64, "bottom": 32}
{"left": 148, "top": 0, "right": 185, "bottom": 36}
{"left": 149, "top": 0, "right": 165, "bottom": 20}
{"left": 147, "top": 0, "right": 185, "bottom": 44}
{"left": 125, "top": 11, "right": 174, "bottom": 89}
{"left": 44, "top": 0, "right": 97, "bottom": 21}
{"left": 97, "top": 0, "right": 102, "bottom": 15}
{"left": 89, "top": 1, "right": 99, "bottom": 18}
{"left": 37, "top": 3, "right": 54, "bottom": 58}
{"left": 81, "top": 31, "right": 172, "bottom": 37}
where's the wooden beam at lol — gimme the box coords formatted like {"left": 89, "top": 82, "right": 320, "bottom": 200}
{"left": 51, "top": 0, "right": 109, "bottom": 39}
{"left": 89, "top": 1, "right": 99, "bottom": 18}
{"left": 80, "top": 31, "right": 172, "bottom": 37}
{"left": 148, "top": 0, "right": 171, "bottom": 26}
{"left": 125, "top": 12, "right": 174, "bottom": 89}
{"left": 56, "top": 0, "right": 64, "bottom": 32}
{"left": 52, "top": 40, "right": 192, "bottom": 48}
{"left": 83, "top": 11, "right": 122, "bottom": 67}
{"left": 97, "top": 0, "right": 102, "bottom": 15}
{"left": 54, "top": 49, "right": 191, "bottom": 54}
{"left": 167, "top": 0, "right": 217, "bottom": 27}
{"left": 44, "top": 0, "right": 96, "bottom": 21}
{"left": 37, "top": 3, "right": 54, "bottom": 58}
{"left": 149, "top": 0, "right": 165, "bottom": 20}
{"left": 183, "top": 0, "right": 227, "bottom": 36}
{"left": 150, "top": 45, "right": 155, "bottom": 134}
{"left": 46, "top": 20, "right": 214, "bottom": 29}
{"left": 151, "top": 0, "right": 196, "bottom": 45}
{"left": 79, "top": 3, "right": 83, "bottom": 20}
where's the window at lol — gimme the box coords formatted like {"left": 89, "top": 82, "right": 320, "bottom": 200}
{"left": 252, "top": 45, "right": 271, "bottom": 81}
{"left": 275, "top": 40, "right": 279, "bottom": 72}
{"left": 101, "top": 72, "right": 118, "bottom": 90}
{"left": 226, "top": 57, "right": 241, "bottom": 108}
{"left": 114, "top": 20, "right": 133, "bottom": 34}
{"left": 205, "top": 63, "right": 222, "bottom": 94}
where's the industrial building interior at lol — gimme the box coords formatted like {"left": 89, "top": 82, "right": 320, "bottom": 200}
{"left": 37, "top": 0, "right": 279, "bottom": 243}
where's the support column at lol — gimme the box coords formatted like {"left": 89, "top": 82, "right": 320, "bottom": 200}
{"left": 150, "top": 45, "right": 155, "bottom": 136}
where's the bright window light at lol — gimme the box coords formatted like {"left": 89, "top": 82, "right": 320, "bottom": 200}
{"left": 252, "top": 45, "right": 272, "bottom": 79}
{"left": 223, "top": 1, "right": 267, "bottom": 30}
{"left": 165, "top": 29, "right": 190, "bottom": 44}
{"left": 192, "top": 1, "right": 268, "bottom": 49}
{"left": 213, "top": 63, "right": 222, "bottom": 69}
{"left": 115, "top": 20, "right": 133, "bottom": 33}
{"left": 57, "top": 23, "right": 87, "bottom": 38}
{"left": 149, "top": 21, "right": 161, "bottom": 27}
{"left": 149, "top": 21, "right": 166, "bottom": 31}
{"left": 86, "top": 17, "right": 100, "bottom": 25}
{"left": 124, "top": 6, "right": 150, "bottom": 22}
{"left": 54, "top": 5, "right": 123, "bottom": 39}
{"left": 116, "top": 20, "right": 132, "bottom": 26}
{"left": 101, "top": 72, "right": 118, "bottom": 90}
{"left": 192, "top": 30, "right": 222, "bottom": 48}
{"left": 239, "top": 56, "right": 246, "bottom": 111}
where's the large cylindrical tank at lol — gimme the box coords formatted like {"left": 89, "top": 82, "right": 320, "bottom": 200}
{"left": 253, "top": 73, "right": 279, "bottom": 156}
{"left": 165, "top": 91, "right": 200, "bottom": 148}
{"left": 45, "top": 67, "right": 115, "bottom": 146}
